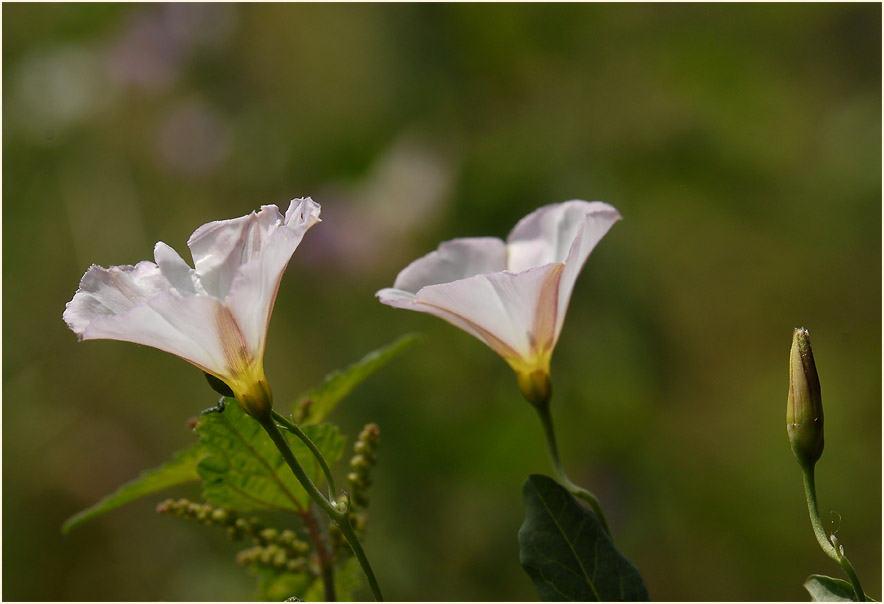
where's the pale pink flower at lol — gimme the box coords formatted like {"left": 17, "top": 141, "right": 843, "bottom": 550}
{"left": 64, "top": 198, "right": 321, "bottom": 417}
{"left": 377, "top": 200, "right": 620, "bottom": 403}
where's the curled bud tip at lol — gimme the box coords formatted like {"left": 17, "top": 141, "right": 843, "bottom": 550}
{"left": 787, "top": 327, "right": 824, "bottom": 467}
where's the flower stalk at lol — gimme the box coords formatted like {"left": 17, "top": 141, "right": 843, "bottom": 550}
{"left": 272, "top": 410, "right": 338, "bottom": 500}
{"left": 531, "top": 392, "right": 611, "bottom": 538}
{"left": 801, "top": 466, "right": 865, "bottom": 602}
{"left": 787, "top": 328, "right": 865, "bottom": 602}
{"left": 256, "top": 414, "right": 384, "bottom": 602}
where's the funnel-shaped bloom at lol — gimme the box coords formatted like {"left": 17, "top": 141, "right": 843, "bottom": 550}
{"left": 64, "top": 198, "right": 321, "bottom": 418}
{"left": 376, "top": 200, "right": 620, "bottom": 403}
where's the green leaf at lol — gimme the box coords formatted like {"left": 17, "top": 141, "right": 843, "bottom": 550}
{"left": 253, "top": 568, "right": 316, "bottom": 602}
{"left": 196, "top": 399, "right": 344, "bottom": 513}
{"left": 62, "top": 445, "right": 205, "bottom": 533}
{"left": 293, "top": 333, "right": 422, "bottom": 424}
{"left": 301, "top": 557, "right": 364, "bottom": 602}
{"left": 519, "top": 474, "right": 649, "bottom": 602}
{"left": 805, "top": 575, "right": 874, "bottom": 602}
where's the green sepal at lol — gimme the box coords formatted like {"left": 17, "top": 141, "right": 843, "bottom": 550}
{"left": 61, "top": 445, "right": 205, "bottom": 533}
{"left": 805, "top": 575, "right": 876, "bottom": 602}
{"left": 519, "top": 474, "right": 649, "bottom": 602}
{"left": 196, "top": 398, "right": 344, "bottom": 513}
{"left": 292, "top": 333, "right": 421, "bottom": 424}
{"left": 205, "top": 372, "right": 235, "bottom": 397}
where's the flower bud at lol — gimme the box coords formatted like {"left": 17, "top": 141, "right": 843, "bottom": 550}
{"left": 787, "top": 328, "right": 824, "bottom": 467}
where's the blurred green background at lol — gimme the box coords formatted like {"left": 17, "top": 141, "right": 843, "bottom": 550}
{"left": 3, "top": 3, "right": 881, "bottom": 601}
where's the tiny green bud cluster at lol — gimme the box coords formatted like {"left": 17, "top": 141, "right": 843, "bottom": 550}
{"left": 787, "top": 327, "right": 824, "bottom": 468}
{"left": 330, "top": 423, "right": 381, "bottom": 552}
{"left": 347, "top": 423, "right": 380, "bottom": 511}
{"left": 157, "top": 498, "right": 311, "bottom": 574}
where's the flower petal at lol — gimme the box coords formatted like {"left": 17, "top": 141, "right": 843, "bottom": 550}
{"left": 506, "top": 200, "right": 620, "bottom": 272}
{"left": 63, "top": 261, "right": 170, "bottom": 336}
{"left": 186, "top": 203, "right": 284, "bottom": 298}
{"left": 225, "top": 198, "right": 321, "bottom": 359}
{"left": 64, "top": 264, "right": 232, "bottom": 376}
{"left": 154, "top": 241, "right": 202, "bottom": 295}
{"left": 555, "top": 202, "right": 621, "bottom": 333}
{"left": 507, "top": 200, "right": 621, "bottom": 334}
{"left": 390, "top": 237, "right": 507, "bottom": 294}
{"left": 383, "top": 263, "right": 564, "bottom": 370}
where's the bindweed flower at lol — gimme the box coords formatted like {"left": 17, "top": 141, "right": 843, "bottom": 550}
{"left": 376, "top": 200, "right": 620, "bottom": 405}
{"left": 787, "top": 327, "right": 825, "bottom": 467}
{"left": 64, "top": 198, "right": 321, "bottom": 419}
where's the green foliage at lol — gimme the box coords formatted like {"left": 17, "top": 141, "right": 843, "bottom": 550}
{"left": 197, "top": 400, "right": 344, "bottom": 513}
{"left": 63, "top": 335, "right": 409, "bottom": 531}
{"left": 292, "top": 333, "right": 422, "bottom": 424}
{"left": 253, "top": 566, "right": 316, "bottom": 601}
{"left": 62, "top": 446, "right": 204, "bottom": 533}
{"left": 519, "top": 474, "right": 649, "bottom": 602}
{"left": 804, "top": 575, "right": 875, "bottom": 602}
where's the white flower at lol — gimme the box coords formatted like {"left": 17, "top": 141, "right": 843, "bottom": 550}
{"left": 376, "top": 200, "right": 620, "bottom": 403}
{"left": 64, "top": 198, "right": 321, "bottom": 417}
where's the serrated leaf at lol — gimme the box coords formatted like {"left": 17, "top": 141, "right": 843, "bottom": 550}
{"left": 62, "top": 445, "right": 205, "bottom": 533}
{"left": 293, "top": 333, "right": 421, "bottom": 424}
{"left": 805, "top": 574, "right": 874, "bottom": 602}
{"left": 519, "top": 474, "right": 649, "bottom": 602}
{"left": 196, "top": 399, "right": 345, "bottom": 513}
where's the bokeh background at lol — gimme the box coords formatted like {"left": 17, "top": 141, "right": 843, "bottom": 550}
{"left": 3, "top": 3, "right": 881, "bottom": 601}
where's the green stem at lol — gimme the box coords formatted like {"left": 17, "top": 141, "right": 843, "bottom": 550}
{"left": 802, "top": 465, "right": 865, "bottom": 602}
{"left": 533, "top": 400, "right": 612, "bottom": 538}
{"left": 257, "top": 416, "right": 384, "bottom": 601}
{"left": 272, "top": 410, "right": 337, "bottom": 499}
{"left": 300, "top": 506, "right": 337, "bottom": 601}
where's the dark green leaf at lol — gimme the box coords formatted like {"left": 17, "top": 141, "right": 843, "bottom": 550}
{"left": 293, "top": 333, "right": 422, "bottom": 424}
{"left": 196, "top": 399, "right": 344, "bottom": 513}
{"left": 805, "top": 574, "right": 873, "bottom": 602}
{"left": 62, "top": 445, "right": 205, "bottom": 533}
{"left": 519, "top": 474, "right": 649, "bottom": 602}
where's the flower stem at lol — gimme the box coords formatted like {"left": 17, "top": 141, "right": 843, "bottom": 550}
{"left": 533, "top": 400, "right": 612, "bottom": 539}
{"left": 272, "top": 410, "right": 338, "bottom": 500}
{"left": 801, "top": 465, "right": 865, "bottom": 602}
{"left": 257, "top": 416, "right": 384, "bottom": 601}
{"left": 300, "top": 506, "right": 336, "bottom": 601}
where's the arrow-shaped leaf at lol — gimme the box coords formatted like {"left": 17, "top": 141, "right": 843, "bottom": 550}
{"left": 62, "top": 445, "right": 205, "bottom": 533}
{"left": 293, "top": 333, "right": 421, "bottom": 424}
{"left": 519, "top": 474, "right": 649, "bottom": 602}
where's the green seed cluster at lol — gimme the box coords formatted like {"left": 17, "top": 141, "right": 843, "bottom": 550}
{"left": 156, "top": 499, "right": 311, "bottom": 573}
{"left": 330, "top": 423, "right": 380, "bottom": 553}
{"left": 234, "top": 526, "right": 311, "bottom": 574}
{"left": 346, "top": 423, "right": 380, "bottom": 511}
